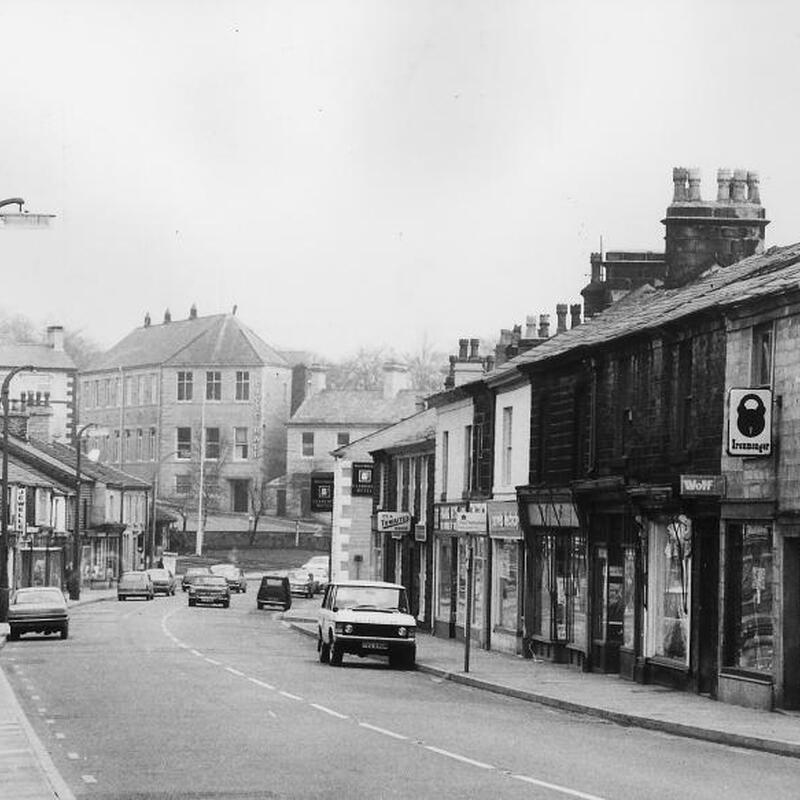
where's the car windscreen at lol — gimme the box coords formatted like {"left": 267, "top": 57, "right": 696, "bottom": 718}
{"left": 334, "top": 586, "right": 408, "bottom": 612}
{"left": 263, "top": 577, "right": 285, "bottom": 586}
{"left": 13, "top": 590, "right": 64, "bottom": 605}
{"left": 194, "top": 576, "right": 226, "bottom": 586}
{"left": 210, "top": 565, "right": 237, "bottom": 576}
{"left": 147, "top": 570, "right": 169, "bottom": 580}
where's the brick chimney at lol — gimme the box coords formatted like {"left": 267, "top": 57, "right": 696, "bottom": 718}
{"left": 305, "top": 364, "right": 328, "bottom": 399}
{"left": 382, "top": 362, "right": 410, "bottom": 398}
{"left": 663, "top": 166, "right": 769, "bottom": 287}
{"left": 450, "top": 338, "right": 485, "bottom": 387}
{"left": 570, "top": 303, "right": 582, "bottom": 328}
{"left": 46, "top": 325, "right": 64, "bottom": 351}
{"left": 556, "top": 304, "right": 568, "bottom": 334}
{"left": 537, "top": 314, "right": 550, "bottom": 339}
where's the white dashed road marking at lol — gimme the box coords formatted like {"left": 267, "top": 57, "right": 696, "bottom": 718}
{"left": 82, "top": 774, "right": 97, "bottom": 784}
{"left": 279, "top": 690, "right": 303, "bottom": 701}
{"left": 67, "top": 752, "right": 80, "bottom": 760}
{"left": 511, "top": 774, "right": 607, "bottom": 800}
{"left": 226, "top": 667, "right": 245, "bottom": 677}
{"left": 310, "top": 703, "right": 348, "bottom": 720}
{"left": 248, "top": 677, "right": 275, "bottom": 690}
{"left": 359, "top": 722, "right": 408, "bottom": 741}
{"left": 205, "top": 657, "right": 221, "bottom": 665}
{"left": 424, "top": 745, "right": 494, "bottom": 770}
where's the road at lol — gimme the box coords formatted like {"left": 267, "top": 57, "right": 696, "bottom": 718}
{"left": 2, "top": 584, "right": 799, "bottom": 799}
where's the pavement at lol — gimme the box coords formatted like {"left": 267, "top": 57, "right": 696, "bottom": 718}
{"left": 2, "top": 589, "right": 800, "bottom": 800}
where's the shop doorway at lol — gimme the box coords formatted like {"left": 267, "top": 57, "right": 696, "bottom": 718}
{"left": 591, "top": 543, "right": 624, "bottom": 673}
{"left": 696, "top": 520, "right": 719, "bottom": 695}
{"left": 783, "top": 538, "right": 800, "bottom": 709}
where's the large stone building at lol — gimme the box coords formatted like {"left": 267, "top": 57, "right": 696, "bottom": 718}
{"left": 79, "top": 307, "right": 292, "bottom": 526}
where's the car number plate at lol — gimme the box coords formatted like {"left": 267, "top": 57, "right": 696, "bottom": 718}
{"left": 362, "top": 642, "right": 389, "bottom": 651}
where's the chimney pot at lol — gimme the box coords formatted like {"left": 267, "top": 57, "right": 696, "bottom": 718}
{"left": 569, "top": 303, "right": 582, "bottom": 328}
{"left": 538, "top": 314, "right": 550, "bottom": 339}
{"left": 556, "top": 304, "right": 568, "bottom": 333}
{"left": 382, "top": 361, "right": 410, "bottom": 398}
{"left": 469, "top": 338, "right": 480, "bottom": 360}
{"left": 144, "top": 312, "right": 151, "bottom": 328}
{"left": 717, "top": 168, "right": 733, "bottom": 202}
{"left": 747, "top": 170, "right": 761, "bottom": 204}
{"left": 164, "top": 308, "right": 172, "bottom": 324}
{"left": 524, "top": 315, "right": 537, "bottom": 338}
{"left": 672, "top": 167, "right": 689, "bottom": 202}
{"left": 687, "top": 168, "right": 702, "bottom": 201}
{"left": 458, "top": 339, "right": 469, "bottom": 360}
{"left": 731, "top": 169, "right": 747, "bottom": 202}
{"left": 189, "top": 303, "right": 198, "bottom": 320}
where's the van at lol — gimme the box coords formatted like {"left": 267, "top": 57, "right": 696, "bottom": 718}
{"left": 256, "top": 574, "right": 291, "bottom": 611}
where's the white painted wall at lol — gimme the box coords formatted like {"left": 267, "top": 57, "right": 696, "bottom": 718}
{"left": 491, "top": 381, "right": 531, "bottom": 500}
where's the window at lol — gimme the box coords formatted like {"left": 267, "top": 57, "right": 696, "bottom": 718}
{"left": 441, "top": 431, "right": 449, "bottom": 499}
{"left": 98, "top": 380, "right": 107, "bottom": 407}
{"left": 337, "top": 432, "right": 350, "bottom": 448}
{"left": 136, "top": 429, "right": 144, "bottom": 461}
{"left": 302, "top": 432, "right": 314, "bottom": 457}
{"left": 494, "top": 539, "right": 520, "bottom": 631}
{"left": 752, "top": 322, "right": 773, "bottom": 387}
{"left": 234, "top": 427, "right": 249, "bottom": 460}
{"left": 176, "top": 427, "right": 191, "bottom": 460}
{"left": 206, "top": 371, "right": 222, "bottom": 401}
{"left": 725, "top": 523, "right": 773, "bottom": 673}
{"left": 235, "top": 371, "right": 250, "bottom": 401}
{"left": 140, "top": 374, "right": 152, "bottom": 406}
{"left": 123, "top": 429, "right": 132, "bottom": 461}
{"left": 463, "top": 425, "right": 473, "bottom": 495}
{"left": 175, "top": 475, "right": 192, "bottom": 495}
{"left": 205, "top": 427, "right": 220, "bottom": 460}
{"left": 399, "top": 458, "right": 411, "bottom": 512}
{"left": 177, "top": 371, "right": 193, "bottom": 402}
{"left": 501, "top": 407, "right": 513, "bottom": 486}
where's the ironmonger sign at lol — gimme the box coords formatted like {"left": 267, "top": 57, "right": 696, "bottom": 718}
{"left": 728, "top": 388, "right": 772, "bottom": 457}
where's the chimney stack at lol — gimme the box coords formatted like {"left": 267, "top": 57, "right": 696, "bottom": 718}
{"left": 537, "top": 314, "right": 550, "bottom": 339}
{"left": 189, "top": 303, "right": 198, "bottom": 320}
{"left": 458, "top": 339, "right": 469, "bottom": 360}
{"left": 382, "top": 362, "right": 410, "bottom": 398}
{"left": 46, "top": 325, "right": 64, "bottom": 352}
{"left": 164, "top": 308, "right": 172, "bottom": 324}
{"left": 731, "top": 169, "right": 747, "bottom": 202}
{"left": 687, "top": 167, "right": 702, "bottom": 201}
{"left": 672, "top": 167, "right": 689, "bottom": 202}
{"left": 469, "top": 338, "right": 480, "bottom": 361}
{"left": 570, "top": 303, "right": 582, "bottom": 328}
{"left": 144, "top": 312, "right": 151, "bottom": 328}
{"left": 747, "top": 171, "right": 761, "bottom": 204}
{"left": 717, "top": 168, "right": 733, "bottom": 202}
{"left": 524, "top": 315, "right": 537, "bottom": 339}
{"left": 556, "top": 304, "right": 568, "bottom": 334}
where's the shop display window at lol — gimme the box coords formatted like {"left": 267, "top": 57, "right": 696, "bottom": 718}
{"left": 533, "top": 535, "right": 554, "bottom": 637}
{"left": 436, "top": 536, "right": 453, "bottom": 620}
{"left": 623, "top": 546, "right": 637, "bottom": 651}
{"left": 725, "top": 523, "right": 773, "bottom": 673}
{"left": 494, "top": 539, "right": 519, "bottom": 631}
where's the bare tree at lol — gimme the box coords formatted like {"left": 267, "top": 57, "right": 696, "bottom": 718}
{"left": 327, "top": 346, "right": 386, "bottom": 390}
{"left": 403, "top": 333, "right": 449, "bottom": 394}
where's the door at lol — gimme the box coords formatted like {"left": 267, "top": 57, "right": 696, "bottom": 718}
{"left": 783, "top": 538, "right": 800, "bottom": 709}
{"left": 231, "top": 480, "right": 249, "bottom": 513}
{"left": 697, "top": 519, "right": 720, "bottom": 695}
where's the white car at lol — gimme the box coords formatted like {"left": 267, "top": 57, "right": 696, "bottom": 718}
{"left": 317, "top": 580, "right": 416, "bottom": 669}
{"left": 301, "top": 556, "right": 329, "bottom": 593}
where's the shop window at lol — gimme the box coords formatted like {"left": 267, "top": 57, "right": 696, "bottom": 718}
{"left": 647, "top": 518, "right": 691, "bottom": 663}
{"left": 725, "top": 523, "right": 773, "bottom": 673}
{"left": 494, "top": 539, "right": 519, "bottom": 632}
{"left": 533, "top": 535, "right": 554, "bottom": 637}
{"left": 177, "top": 371, "right": 193, "bottom": 402}
{"left": 752, "top": 322, "right": 774, "bottom": 387}
{"left": 436, "top": 536, "right": 454, "bottom": 620}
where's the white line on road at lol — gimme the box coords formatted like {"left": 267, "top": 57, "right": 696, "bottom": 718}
{"left": 0, "top": 748, "right": 29, "bottom": 756}
{"left": 268, "top": 710, "right": 277, "bottom": 719}
{"left": 424, "top": 745, "right": 494, "bottom": 770}
{"left": 81, "top": 775, "right": 97, "bottom": 784}
{"left": 45, "top": 719, "right": 55, "bottom": 725}
{"left": 279, "top": 690, "right": 303, "bottom": 701}
{"left": 31, "top": 694, "right": 40, "bottom": 700}
{"left": 226, "top": 667, "right": 245, "bottom": 677}
{"left": 511, "top": 774, "right": 607, "bottom": 800}
{"left": 205, "top": 657, "right": 221, "bottom": 665}
{"left": 247, "top": 677, "right": 275, "bottom": 690}
{"left": 190, "top": 649, "right": 202, "bottom": 656}
{"left": 55, "top": 733, "right": 65, "bottom": 739}
{"left": 359, "top": 722, "right": 408, "bottom": 741}
{"left": 67, "top": 752, "right": 79, "bottom": 760}
{"left": 37, "top": 707, "right": 46, "bottom": 714}
{"left": 310, "top": 703, "right": 348, "bottom": 720}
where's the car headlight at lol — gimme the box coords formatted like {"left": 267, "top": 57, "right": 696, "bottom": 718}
{"left": 398, "top": 626, "right": 415, "bottom": 638}
{"left": 344, "top": 623, "right": 354, "bottom": 634}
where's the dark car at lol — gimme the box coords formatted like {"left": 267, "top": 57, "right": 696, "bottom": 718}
{"left": 181, "top": 566, "right": 211, "bottom": 592}
{"left": 256, "top": 574, "right": 291, "bottom": 611}
{"left": 209, "top": 563, "right": 248, "bottom": 593}
{"left": 118, "top": 571, "right": 155, "bottom": 601}
{"left": 188, "top": 574, "right": 230, "bottom": 608}
{"left": 7, "top": 587, "right": 69, "bottom": 640}
{"left": 146, "top": 568, "right": 177, "bottom": 596}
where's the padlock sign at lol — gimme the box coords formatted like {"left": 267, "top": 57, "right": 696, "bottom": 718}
{"left": 728, "top": 388, "right": 772, "bottom": 457}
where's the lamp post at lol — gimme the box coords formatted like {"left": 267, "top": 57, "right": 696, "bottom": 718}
{"left": 0, "top": 364, "right": 35, "bottom": 622}
{"left": 70, "top": 422, "right": 99, "bottom": 600}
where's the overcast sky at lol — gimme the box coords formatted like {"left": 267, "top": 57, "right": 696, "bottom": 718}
{"left": 1, "top": 0, "right": 799, "bottom": 361}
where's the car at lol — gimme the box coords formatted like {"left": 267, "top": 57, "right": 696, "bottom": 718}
{"left": 256, "top": 574, "right": 291, "bottom": 611}
{"left": 209, "top": 563, "right": 248, "bottom": 593}
{"left": 188, "top": 574, "right": 230, "bottom": 607}
{"left": 118, "top": 571, "right": 155, "bottom": 601}
{"left": 146, "top": 568, "right": 177, "bottom": 596}
{"left": 7, "top": 587, "right": 69, "bottom": 641}
{"left": 317, "top": 580, "right": 416, "bottom": 669}
{"left": 181, "top": 566, "right": 211, "bottom": 592}
{"left": 288, "top": 569, "right": 315, "bottom": 598}
{"left": 301, "top": 556, "right": 329, "bottom": 593}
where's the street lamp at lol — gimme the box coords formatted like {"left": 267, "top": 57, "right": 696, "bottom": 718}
{"left": 0, "top": 364, "right": 35, "bottom": 622}
{"left": 70, "top": 422, "right": 101, "bottom": 600}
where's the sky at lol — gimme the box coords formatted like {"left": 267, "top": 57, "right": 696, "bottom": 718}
{"left": 2, "top": 0, "right": 800, "bottom": 362}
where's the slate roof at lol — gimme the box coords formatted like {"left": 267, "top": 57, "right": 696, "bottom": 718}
{"left": 288, "top": 389, "right": 422, "bottom": 426}
{"left": 333, "top": 408, "right": 437, "bottom": 461}
{"left": 0, "top": 343, "right": 75, "bottom": 370}
{"left": 85, "top": 313, "right": 288, "bottom": 372}
{"left": 7, "top": 459, "right": 73, "bottom": 492}
{"left": 488, "top": 242, "right": 800, "bottom": 379}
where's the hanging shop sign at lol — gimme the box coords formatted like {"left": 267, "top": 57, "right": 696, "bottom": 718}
{"left": 487, "top": 500, "right": 522, "bottom": 539}
{"left": 15, "top": 487, "right": 27, "bottom": 534}
{"left": 310, "top": 472, "right": 334, "bottom": 512}
{"left": 414, "top": 524, "right": 427, "bottom": 542}
{"left": 351, "top": 462, "right": 374, "bottom": 497}
{"left": 728, "top": 388, "right": 772, "bottom": 457}
{"left": 377, "top": 511, "right": 412, "bottom": 533}
{"left": 680, "top": 474, "right": 725, "bottom": 497}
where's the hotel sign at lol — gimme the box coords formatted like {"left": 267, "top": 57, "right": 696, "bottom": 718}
{"left": 728, "top": 388, "right": 772, "bottom": 457}
{"left": 351, "top": 462, "right": 374, "bottom": 497}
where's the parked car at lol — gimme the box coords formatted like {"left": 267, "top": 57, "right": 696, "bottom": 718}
{"left": 181, "top": 566, "right": 211, "bottom": 592}
{"left": 256, "top": 574, "right": 291, "bottom": 611}
{"left": 318, "top": 580, "right": 416, "bottom": 669}
{"left": 146, "top": 568, "right": 177, "bottom": 596}
{"left": 301, "top": 556, "right": 329, "bottom": 593}
{"left": 209, "top": 563, "right": 248, "bottom": 593}
{"left": 7, "top": 587, "right": 69, "bottom": 641}
{"left": 188, "top": 575, "right": 230, "bottom": 608}
{"left": 118, "top": 571, "right": 155, "bottom": 601}
{"left": 288, "top": 569, "right": 315, "bottom": 598}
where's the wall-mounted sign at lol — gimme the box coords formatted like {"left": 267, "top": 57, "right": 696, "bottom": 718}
{"left": 351, "top": 462, "right": 374, "bottom": 497}
{"left": 728, "top": 388, "right": 772, "bottom": 457}
{"left": 310, "top": 472, "right": 334, "bottom": 512}
{"left": 377, "top": 511, "right": 412, "bottom": 533}
{"left": 680, "top": 474, "right": 725, "bottom": 497}
{"left": 455, "top": 502, "right": 487, "bottom": 533}
{"left": 526, "top": 501, "right": 580, "bottom": 529}
{"left": 15, "top": 487, "right": 26, "bottom": 534}
{"left": 487, "top": 500, "right": 522, "bottom": 539}
{"left": 414, "top": 524, "right": 427, "bottom": 542}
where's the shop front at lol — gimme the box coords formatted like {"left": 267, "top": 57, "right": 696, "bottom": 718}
{"left": 487, "top": 500, "right": 523, "bottom": 655}
{"left": 16, "top": 529, "right": 68, "bottom": 589}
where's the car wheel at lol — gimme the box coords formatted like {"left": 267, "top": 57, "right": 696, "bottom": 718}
{"left": 60, "top": 623, "right": 69, "bottom": 640}
{"left": 257, "top": 602, "right": 264, "bottom": 610}
{"left": 223, "top": 600, "right": 230, "bottom": 608}
{"left": 118, "top": 595, "right": 124, "bottom": 601}
{"left": 7, "top": 627, "right": 19, "bottom": 641}
{"left": 330, "top": 641, "right": 343, "bottom": 667}
{"left": 188, "top": 599, "right": 196, "bottom": 607}
{"left": 318, "top": 635, "right": 330, "bottom": 664}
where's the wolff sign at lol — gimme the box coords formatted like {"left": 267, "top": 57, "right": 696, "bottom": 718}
{"left": 680, "top": 475, "right": 725, "bottom": 497}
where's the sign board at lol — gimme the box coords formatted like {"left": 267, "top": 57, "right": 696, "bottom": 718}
{"left": 728, "top": 388, "right": 772, "bottom": 457}
{"left": 435, "top": 504, "right": 459, "bottom": 531}
{"left": 377, "top": 511, "right": 412, "bottom": 533}
{"left": 15, "top": 487, "right": 26, "bottom": 534}
{"left": 310, "top": 472, "right": 334, "bottom": 512}
{"left": 351, "top": 462, "right": 374, "bottom": 497}
{"left": 455, "top": 502, "right": 487, "bottom": 534}
{"left": 487, "top": 500, "right": 522, "bottom": 539}
{"left": 526, "top": 501, "right": 580, "bottom": 529}
{"left": 680, "top": 474, "right": 725, "bottom": 497}
{"left": 414, "top": 524, "right": 427, "bottom": 542}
